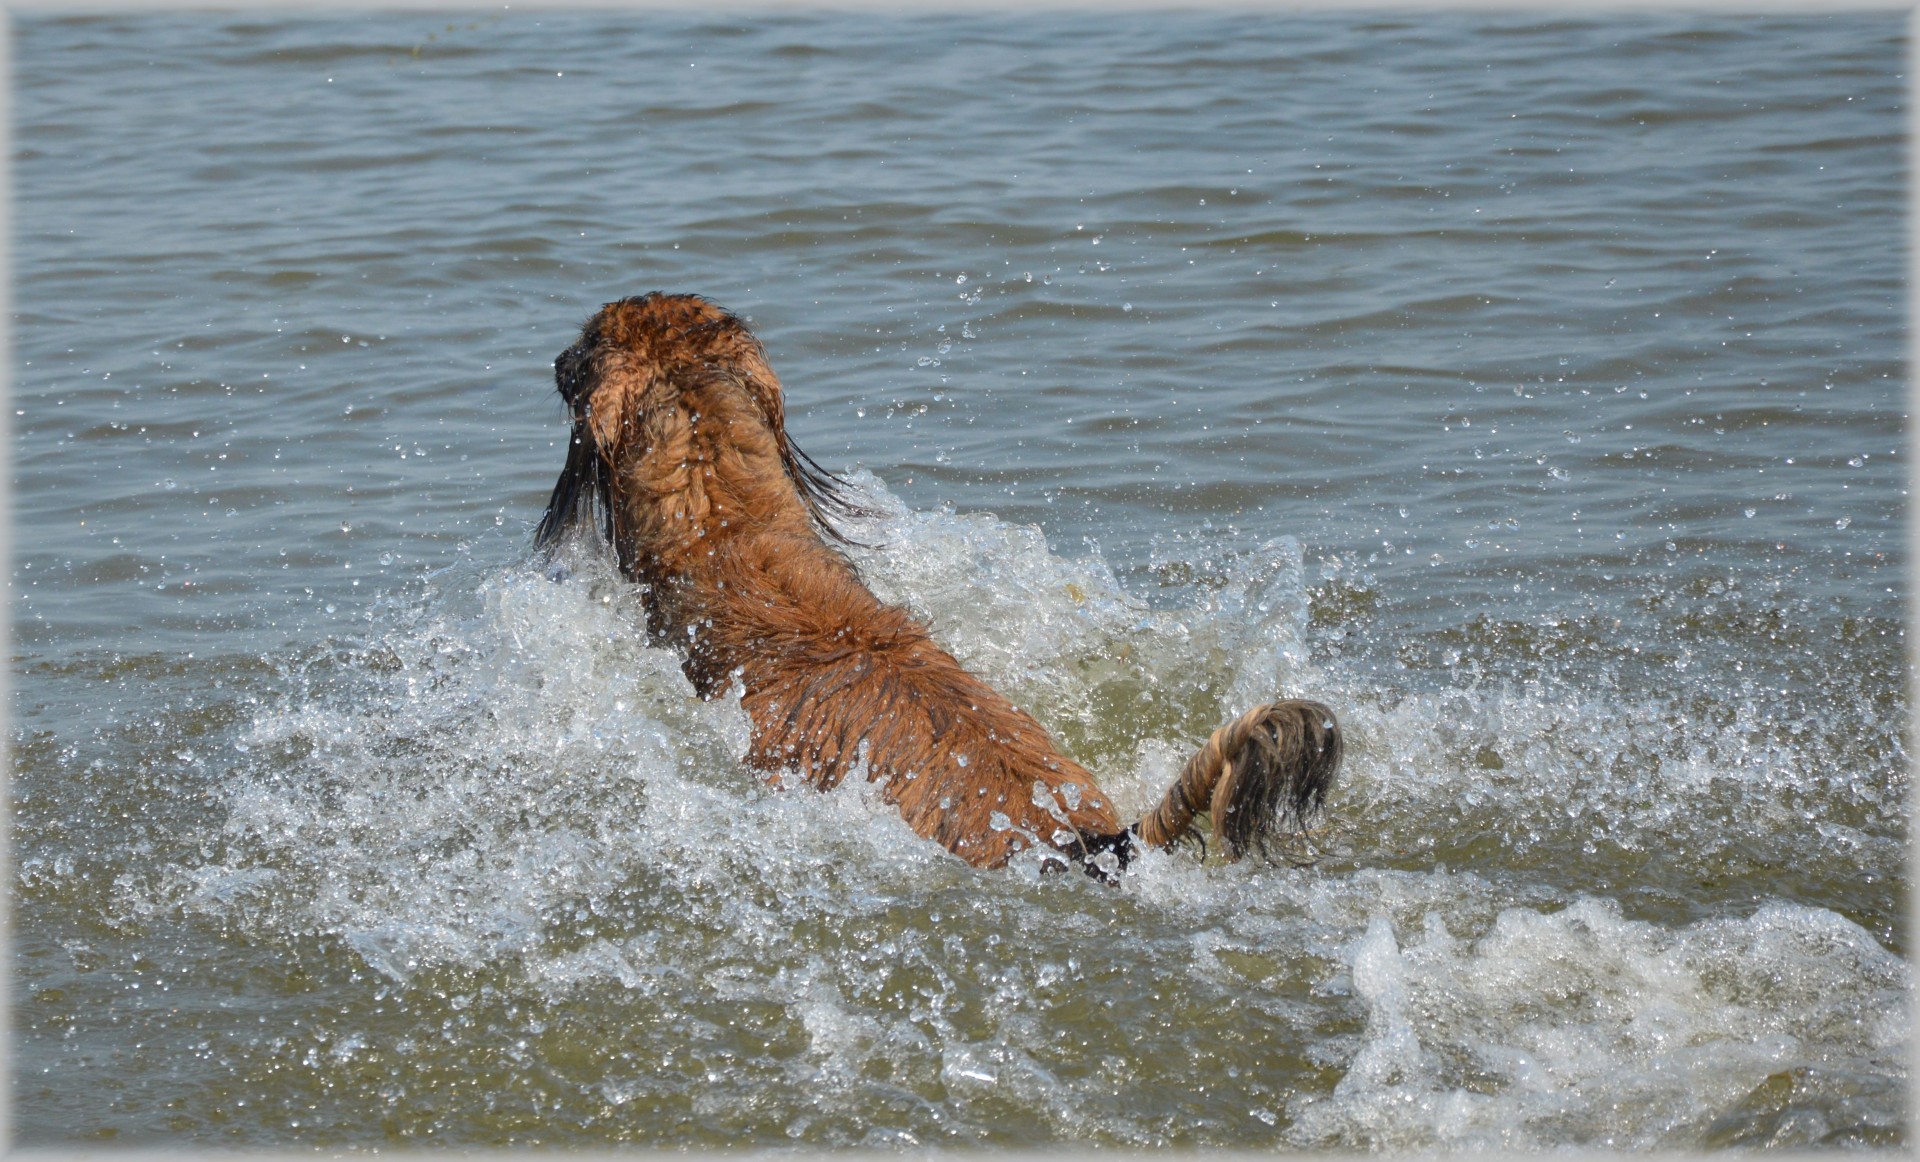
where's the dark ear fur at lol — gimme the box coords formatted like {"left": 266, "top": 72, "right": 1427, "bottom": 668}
{"left": 782, "top": 437, "right": 876, "bottom": 548}
{"left": 534, "top": 421, "right": 610, "bottom": 553}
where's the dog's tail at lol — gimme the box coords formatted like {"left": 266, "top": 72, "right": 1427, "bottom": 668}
{"left": 1130, "top": 699, "right": 1342, "bottom": 861}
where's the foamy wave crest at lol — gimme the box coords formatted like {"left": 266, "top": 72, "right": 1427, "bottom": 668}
{"left": 1290, "top": 895, "right": 1908, "bottom": 1151}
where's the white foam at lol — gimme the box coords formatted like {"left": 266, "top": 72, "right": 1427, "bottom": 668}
{"left": 1288, "top": 896, "right": 1909, "bottom": 1151}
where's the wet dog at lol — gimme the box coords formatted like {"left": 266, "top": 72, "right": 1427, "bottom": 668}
{"left": 535, "top": 293, "right": 1340, "bottom": 875}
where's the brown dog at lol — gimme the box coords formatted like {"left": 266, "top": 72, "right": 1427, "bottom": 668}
{"left": 535, "top": 293, "right": 1340, "bottom": 875}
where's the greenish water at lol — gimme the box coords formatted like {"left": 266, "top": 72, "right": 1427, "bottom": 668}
{"left": 10, "top": 9, "right": 1907, "bottom": 1151}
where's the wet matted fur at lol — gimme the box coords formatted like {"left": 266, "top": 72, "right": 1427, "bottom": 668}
{"left": 535, "top": 293, "right": 1341, "bottom": 874}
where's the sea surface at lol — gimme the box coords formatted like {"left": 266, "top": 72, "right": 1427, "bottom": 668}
{"left": 9, "top": 9, "right": 1908, "bottom": 1151}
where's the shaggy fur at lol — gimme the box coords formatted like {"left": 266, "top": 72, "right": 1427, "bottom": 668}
{"left": 535, "top": 293, "right": 1341, "bottom": 873}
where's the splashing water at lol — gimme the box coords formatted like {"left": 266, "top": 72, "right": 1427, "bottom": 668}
{"left": 72, "top": 473, "right": 1900, "bottom": 1149}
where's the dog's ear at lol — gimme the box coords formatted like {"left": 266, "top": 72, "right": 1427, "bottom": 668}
{"left": 741, "top": 362, "right": 875, "bottom": 546}
{"left": 712, "top": 333, "right": 875, "bottom": 547}
{"left": 534, "top": 419, "right": 611, "bottom": 553}
{"left": 536, "top": 315, "right": 618, "bottom": 554}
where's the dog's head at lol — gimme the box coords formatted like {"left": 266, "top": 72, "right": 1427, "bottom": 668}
{"left": 535, "top": 293, "right": 865, "bottom": 553}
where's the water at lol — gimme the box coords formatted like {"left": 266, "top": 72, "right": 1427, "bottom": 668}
{"left": 9, "top": 9, "right": 1907, "bottom": 1151}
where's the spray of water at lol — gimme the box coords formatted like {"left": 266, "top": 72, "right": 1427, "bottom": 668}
{"left": 122, "top": 473, "right": 1904, "bottom": 1148}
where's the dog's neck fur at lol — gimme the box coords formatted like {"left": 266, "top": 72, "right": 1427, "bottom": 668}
{"left": 608, "top": 371, "right": 928, "bottom": 698}
{"left": 609, "top": 373, "right": 865, "bottom": 681}
{"left": 609, "top": 372, "right": 811, "bottom": 581}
